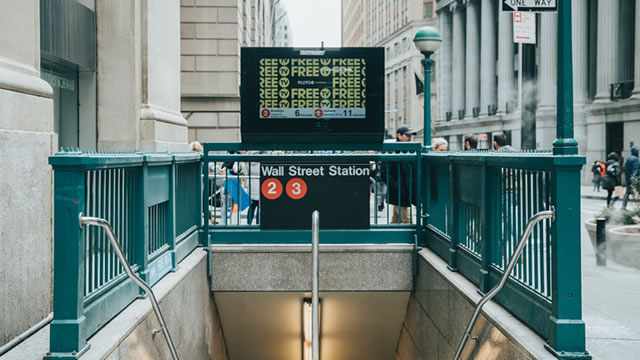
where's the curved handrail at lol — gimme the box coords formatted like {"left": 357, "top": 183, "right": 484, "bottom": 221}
{"left": 80, "top": 216, "right": 180, "bottom": 360}
{"left": 453, "top": 209, "right": 555, "bottom": 360}
{"left": 311, "top": 210, "right": 320, "bottom": 360}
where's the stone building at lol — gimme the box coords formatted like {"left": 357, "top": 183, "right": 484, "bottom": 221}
{"left": 435, "top": 0, "right": 640, "bottom": 182}
{"left": 342, "top": 0, "right": 439, "bottom": 137}
{"left": 273, "top": 0, "right": 292, "bottom": 47}
{"left": 0, "top": 0, "right": 188, "bottom": 350}
{"left": 181, "top": 0, "right": 276, "bottom": 143}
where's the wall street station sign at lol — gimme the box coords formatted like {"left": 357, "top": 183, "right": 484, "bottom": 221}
{"left": 502, "top": 0, "right": 557, "bottom": 12}
{"left": 259, "top": 163, "right": 370, "bottom": 229}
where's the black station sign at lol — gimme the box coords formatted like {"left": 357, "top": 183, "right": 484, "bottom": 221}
{"left": 240, "top": 47, "right": 385, "bottom": 144}
{"left": 259, "top": 163, "right": 370, "bottom": 229}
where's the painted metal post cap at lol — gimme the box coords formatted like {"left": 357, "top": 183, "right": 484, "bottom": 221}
{"left": 413, "top": 26, "right": 442, "bottom": 54}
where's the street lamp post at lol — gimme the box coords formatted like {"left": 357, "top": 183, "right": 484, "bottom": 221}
{"left": 413, "top": 26, "right": 442, "bottom": 149}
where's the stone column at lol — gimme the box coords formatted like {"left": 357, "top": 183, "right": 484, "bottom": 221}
{"left": 595, "top": 0, "right": 620, "bottom": 102}
{"left": 572, "top": 0, "right": 589, "bottom": 172}
{"left": 572, "top": 0, "right": 589, "bottom": 105}
{"left": 465, "top": 0, "right": 480, "bottom": 117}
{"left": 0, "top": 0, "right": 55, "bottom": 346}
{"left": 480, "top": 0, "right": 497, "bottom": 116}
{"left": 620, "top": 0, "right": 635, "bottom": 84}
{"left": 451, "top": 2, "right": 466, "bottom": 118}
{"left": 538, "top": 13, "right": 557, "bottom": 111}
{"left": 537, "top": 12, "right": 558, "bottom": 150}
{"left": 497, "top": 9, "right": 515, "bottom": 113}
{"left": 438, "top": 9, "right": 453, "bottom": 121}
{"left": 633, "top": 0, "right": 640, "bottom": 98}
{"left": 98, "top": 0, "right": 188, "bottom": 151}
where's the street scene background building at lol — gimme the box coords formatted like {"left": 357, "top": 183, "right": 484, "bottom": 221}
{"left": 1, "top": 0, "right": 190, "bottom": 345}
{"left": 433, "top": 0, "right": 640, "bottom": 183}
{"left": 342, "top": 0, "right": 439, "bottom": 138}
{"left": 181, "top": 0, "right": 291, "bottom": 143}
{"left": 0, "top": 1, "right": 637, "bottom": 359}
{"left": 1, "top": 0, "right": 290, "bottom": 347}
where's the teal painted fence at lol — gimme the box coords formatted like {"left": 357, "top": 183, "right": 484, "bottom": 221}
{"left": 47, "top": 144, "right": 587, "bottom": 359}
{"left": 202, "top": 142, "right": 423, "bottom": 245}
{"left": 424, "top": 151, "right": 588, "bottom": 358}
{"left": 47, "top": 151, "right": 201, "bottom": 358}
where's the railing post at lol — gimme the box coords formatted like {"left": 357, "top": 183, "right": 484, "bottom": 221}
{"left": 135, "top": 159, "right": 149, "bottom": 286}
{"left": 447, "top": 158, "right": 458, "bottom": 271}
{"left": 202, "top": 147, "right": 210, "bottom": 246}
{"left": 479, "top": 160, "right": 492, "bottom": 293}
{"left": 422, "top": 152, "right": 431, "bottom": 249}
{"left": 416, "top": 150, "right": 424, "bottom": 247}
{"left": 46, "top": 163, "right": 89, "bottom": 358}
{"left": 168, "top": 156, "right": 177, "bottom": 271}
{"left": 545, "top": 158, "right": 590, "bottom": 359}
{"left": 197, "top": 157, "right": 205, "bottom": 245}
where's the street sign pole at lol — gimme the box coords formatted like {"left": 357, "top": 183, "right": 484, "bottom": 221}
{"left": 518, "top": 43, "right": 523, "bottom": 111}
{"left": 513, "top": 11, "right": 537, "bottom": 149}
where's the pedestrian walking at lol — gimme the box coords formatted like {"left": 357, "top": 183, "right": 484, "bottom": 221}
{"left": 190, "top": 141, "right": 203, "bottom": 153}
{"left": 602, "top": 153, "right": 622, "bottom": 207}
{"left": 221, "top": 155, "right": 250, "bottom": 224}
{"left": 245, "top": 160, "right": 261, "bottom": 225}
{"left": 493, "top": 133, "right": 514, "bottom": 152}
{"left": 623, "top": 147, "right": 640, "bottom": 208}
{"left": 591, "top": 160, "right": 602, "bottom": 192}
{"left": 432, "top": 137, "right": 448, "bottom": 152}
{"left": 464, "top": 135, "right": 478, "bottom": 151}
{"left": 370, "top": 162, "right": 387, "bottom": 213}
{"left": 382, "top": 126, "right": 416, "bottom": 224}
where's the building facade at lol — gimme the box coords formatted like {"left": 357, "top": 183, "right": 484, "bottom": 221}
{"left": 181, "top": 0, "right": 277, "bottom": 143}
{"left": 273, "top": 0, "right": 292, "bottom": 47}
{"left": 435, "top": 0, "right": 640, "bottom": 182}
{"left": 342, "top": 0, "right": 438, "bottom": 137}
{"left": 1, "top": 0, "right": 188, "bottom": 349}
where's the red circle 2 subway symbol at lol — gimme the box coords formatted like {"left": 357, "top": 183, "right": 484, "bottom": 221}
{"left": 314, "top": 108, "right": 324, "bottom": 119}
{"left": 261, "top": 178, "right": 283, "bottom": 200}
{"left": 260, "top": 108, "right": 271, "bottom": 118}
{"left": 286, "top": 178, "right": 308, "bottom": 200}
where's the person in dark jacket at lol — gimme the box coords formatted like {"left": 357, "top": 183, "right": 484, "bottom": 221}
{"left": 382, "top": 126, "right": 416, "bottom": 224}
{"left": 464, "top": 135, "right": 478, "bottom": 151}
{"left": 602, "top": 153, "right": 622, "bottom": 207}
{"left": 623, "top": 147, "right": 640, "bottom": 208}
{"left": 591, "top": 160, "right": 603, "bottom": 192}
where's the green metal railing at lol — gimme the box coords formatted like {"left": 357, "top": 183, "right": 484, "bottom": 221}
{"left": 202, "top": 142, "right": 422, "bottom": 245}
{"left": 47, "top": 151, "right": 201, "bottom": 358}
{"left": 47, "top": 145, "right": 587, "bottom": 358}
{"left": 424, "top": 151, "right": 587, "bottom": 358}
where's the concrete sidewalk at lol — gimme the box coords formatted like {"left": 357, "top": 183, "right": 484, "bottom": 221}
{"left": 582, "top": 185, "right": 639, "bottom": 203}
{"left": 580, "top": 198, "right": 640, "bottom": 358}
{"left": 582, "top": 186, "right": 607, "bottom": 200}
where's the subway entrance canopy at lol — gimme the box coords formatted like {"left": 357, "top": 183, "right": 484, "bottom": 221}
{"left": 240, "top": 47, "right": 385, "bottom": 144}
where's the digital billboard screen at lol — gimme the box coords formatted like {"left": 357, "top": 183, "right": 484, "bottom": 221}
{"left": 241, "top": 47, "right": 384, "bottom": 144}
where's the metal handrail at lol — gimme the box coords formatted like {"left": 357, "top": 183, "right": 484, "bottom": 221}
{"left": 79, "top": 216, "right": 180, "bottom": 360}
{"left": 453, "top": 209, "right": 555, "bottom": 360}
{"left": 311, "top": 210, "right": 320, "bottom": 360}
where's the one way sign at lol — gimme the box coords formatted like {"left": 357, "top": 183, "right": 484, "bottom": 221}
{"left": 502, "top": 0, "right": 557, "bottom": 12}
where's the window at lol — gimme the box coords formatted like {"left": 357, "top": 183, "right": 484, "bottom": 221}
{"left": 423, "top": 0, "right": 433, "bottom": 19}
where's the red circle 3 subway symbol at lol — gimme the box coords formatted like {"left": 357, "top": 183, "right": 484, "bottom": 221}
{"left": 314, "top": 108, "right": 324, "bottom": 119}
{"left": 286, "top": 178, "right": 308, "bottom": 200}
{"left": 261, "top": 178, "right": 283, "bottom": 200}
{"left": 260, "top": 108, "right": 271, "bottom": 118}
